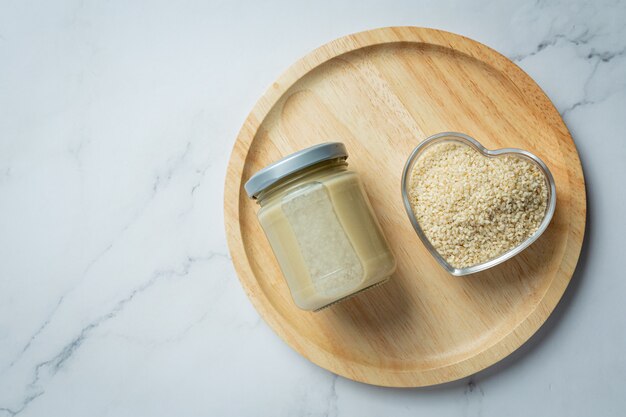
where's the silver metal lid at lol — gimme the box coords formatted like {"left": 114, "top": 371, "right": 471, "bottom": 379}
{"left": 244, "top": 142, "right": 348, "bottom": 199}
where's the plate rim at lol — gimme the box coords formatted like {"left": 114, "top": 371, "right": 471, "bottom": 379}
{"left": 224, "top": 26, "right": 586, "bottom": 387}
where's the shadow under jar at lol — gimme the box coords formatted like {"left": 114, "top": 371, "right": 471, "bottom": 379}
{"left": 245, "top": 142, "right": 396, "bottom": 311}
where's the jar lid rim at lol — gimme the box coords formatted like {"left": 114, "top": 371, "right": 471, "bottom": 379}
{"left": 244, "top": 142, "right": 348, "bottom": 199}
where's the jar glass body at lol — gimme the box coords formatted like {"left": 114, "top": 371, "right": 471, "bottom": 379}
{"left": 256, "top": 159, "right": 396, "bottom": 311}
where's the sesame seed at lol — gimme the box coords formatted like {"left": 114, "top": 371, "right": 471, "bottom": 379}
{"left": 409, "top": 142, "right": 548, "bottom": 269}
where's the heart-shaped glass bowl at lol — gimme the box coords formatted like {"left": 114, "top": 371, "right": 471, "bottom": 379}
{"left": 401, "top": 132, "right": 557, "bottom": 276}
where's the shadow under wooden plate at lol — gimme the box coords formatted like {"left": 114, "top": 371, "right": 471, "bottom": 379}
{"left": 224, "top": 27, "right": 586, "bottom": 387}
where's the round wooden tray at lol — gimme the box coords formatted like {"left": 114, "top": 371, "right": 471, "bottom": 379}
{"left": 224, "top": 27, "right": 586, "bottom": 387}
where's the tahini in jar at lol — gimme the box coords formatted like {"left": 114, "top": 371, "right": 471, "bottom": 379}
{"left": 245, "top": 143, "right": 396, "bottom": 311}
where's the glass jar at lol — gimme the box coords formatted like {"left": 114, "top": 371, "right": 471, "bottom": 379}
{"left": 245, "top": 142, "right": 396, "bottom": 311}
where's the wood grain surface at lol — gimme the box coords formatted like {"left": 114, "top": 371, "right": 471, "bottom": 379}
{"left": 224, "top": 27, "right": 586, "bottom": 387}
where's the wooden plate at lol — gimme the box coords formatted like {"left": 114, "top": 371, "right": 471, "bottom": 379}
{"left": 224, "top": 27, "right": 586, "bottom": 387}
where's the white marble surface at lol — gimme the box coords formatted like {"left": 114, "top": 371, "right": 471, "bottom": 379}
{"left": 1, "top": 0, "right": 625, "bottom": 416}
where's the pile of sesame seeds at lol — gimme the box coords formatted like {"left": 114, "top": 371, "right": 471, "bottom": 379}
{"left": 408, "top": 142, "right": 548, "bottom": 269}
